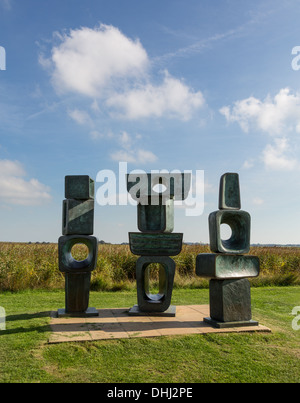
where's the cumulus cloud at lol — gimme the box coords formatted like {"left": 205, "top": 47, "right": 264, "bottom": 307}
{"left": 110, "top": 149, "right": 157, "bottom": 164}
{"left": 0, "top": 159, "right": 51, "bottom": 206}
{"left": 220, "top": 88, "right": 300, "bottom": 135}
{"left": 110, "top": 131, "right": 157, "bottom": 164}
{"left": 262, "top": 137, "right": 298, "bottom": 171}
{"left": 47, "top": 24, "right": 149, "bottom": 97}
{"left": 220, "top": 88, "right": 300, "bottom": 171}
{"left": 107, "top": 71, "right": 205, "bottom": 120}
{"left": 68, "top": 109, "right": 93, "bottom": 126}
{"left": 242, "top": 159, "right": 255, "bottom": 169}
{"left": 40, "top": 24, "right": 205, "bottom": 122}
{"left": 39, "top": 24, "right": 206, "bottom": 166}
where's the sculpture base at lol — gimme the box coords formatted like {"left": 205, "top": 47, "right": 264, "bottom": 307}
{"left": 57, "top": 307, "right": 99, "bottom": 318}
{"left": 128, "top": 305, "right": 176, "bottom": 317}
{"left": 204, "top": 317, "right": 259, "bottom": 329}
{"left": 209, "top": 278, "right": 253, "bottom": 322}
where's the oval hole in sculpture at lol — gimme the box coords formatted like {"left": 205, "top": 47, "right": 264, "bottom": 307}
{"left": 220, "top": 223, "right": 232, "bottom": 241}
{"left": 144, "top": 263, "right": 166, "bottom": 301}
{"left": 152, "top": 183, "right": 167, "bottom": 194}
{"left": 71, "top": 243, "right": 89, "bottom": 262}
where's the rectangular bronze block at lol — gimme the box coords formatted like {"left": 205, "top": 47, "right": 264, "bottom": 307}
{"left": 219, "top": 173, "right": 241, "bottom": 210}
{"left": 65, "top": 175, "right": 94, "bottom": 200}
{"left": 64, "top": 272, "right": 91, "bottom": 313}
{"left": 137, "top": 197, "right": 174, "bottom": 233}
{"left": 129, "top": 232, "right": 183, "bottom": 256}
{"left": 196, "top": 253, "right": 259, "bottom": 279}
{"left": 209, "top": 278, "right": 252, "bottom": 323}
{"left": 62, "top": 199, "right": 94, "bottom": 235}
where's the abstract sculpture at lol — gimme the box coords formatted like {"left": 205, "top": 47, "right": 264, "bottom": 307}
{"left": 57, "top": 175, "right": 98, "bottom": 317}
{"left": 196, "top": 173, "right": 259, "bottom": 328}
{"left": 127, "top": 173, "right": 191, "bottom": 316}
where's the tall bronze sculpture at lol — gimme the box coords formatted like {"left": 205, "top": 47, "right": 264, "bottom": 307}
{"left": 127, "top": 173, "right": 191, "bottom": 316}
{"left": 196, "top": 173, "right": 260, "bottom": 328}
{"left": 57, "top": 175, "right": 98, "bottom": 317}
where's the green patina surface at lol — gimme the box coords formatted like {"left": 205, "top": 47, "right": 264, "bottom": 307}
{"left": 65, "top": 175, "right": 94, "bottom": 200}
{"left": 219, "top": 172, "right": 241, "bottom": 210}
{"left": 196, "top": 253, "right": 259, "bottom": 279}
{"left": 129, "top": 232, "right": 183, "bottom": 256}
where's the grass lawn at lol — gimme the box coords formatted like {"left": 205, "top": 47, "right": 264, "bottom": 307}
{"left": 0, "top": 286, "right": 299, "bottom": 383}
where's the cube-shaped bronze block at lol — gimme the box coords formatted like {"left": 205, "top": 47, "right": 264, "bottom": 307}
{"left": 209, "top": 210, "right": 250, "bottom": 254}
{"left": 65, "top": 175, "right": 94, "bottom": 200}
{"left": 137, "top": 197, "right": 174, "bottom": 233}
{"left": 62, "top": 199, "right": 94, "bottom": 235}
{"left": 208, "top": 278, "right": 253, "bottom": 323}
{"left": 58, "top": 235, "right": 98, "bottom": 273}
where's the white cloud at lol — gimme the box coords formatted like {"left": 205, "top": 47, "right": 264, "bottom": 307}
{"left": 0, "top": 159, "right": 51, "bottom": 206}
{"left": 107, "top": 71, "right": 205, "bottom": 120}
{"left": 110, "top": 131, "right": 157, "bottom": 164}
{"left": 253, "top": 197, "right": 264, "bottom": 206}
{"left": 135, "top": 149, "right": 158, "bottom": 163}
{"left": 110, "top": 149, "right": 157, "bottom": 164}
{"left": 41, "top": 25, "right": 205, "bottom": 122}
{"left": 46, "top": 24, "right": 148, "bottom": 98}
{"left": 89, "top": 129, "right": 115, "bottom": 140}
{"left": 89, "top": 130, "right": 104, "bottom": 140}
{"left": 119, "top": 131, "right": 132, "bottom": 150}
{"left": 242, "top": 159, "right": 255, "bottom": 169}
{"left": 68, "top": 109, "right": 93, "bottom": 126}
{"left": 220, "top": 88, "right": 300, "bottom": 135}
{"left": 220, "top": 88, "right": 300, "bottom": 171}
{"left": 262, "top": 137, "right": 298, "bottom": 171}
{"left": 91, "top": 99, "right": 100, "bottom": 112}
{"left": 88, "top": 129, "right": 157, "bottom": 163}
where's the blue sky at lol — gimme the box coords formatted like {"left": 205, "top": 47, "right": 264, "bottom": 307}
{"left": 1, "top": 0, "right": 300, "bottom": 244}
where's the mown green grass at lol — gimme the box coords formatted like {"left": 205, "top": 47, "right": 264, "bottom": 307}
{"left": 0, "top": 287, "right": 299, "bottom": 383}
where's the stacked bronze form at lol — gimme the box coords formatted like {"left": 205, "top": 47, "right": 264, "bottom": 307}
{"left": 196, "top": 173, "right": 260, "bottom": 328}
{"left": 57, "top": 176, "right": 98, "bottom": 317}
{"left": 127, "top": 173, "right": 191, "bottom": 316}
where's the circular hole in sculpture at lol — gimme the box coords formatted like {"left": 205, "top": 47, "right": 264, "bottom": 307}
{"left": 152, "top": 183, "right": 167, "bottom": 194}
{"left": 220, "top": 223, "right": 232, "bottom": 241}
{"left": 71, "top": 243, "right": 89, "bottom": 262}
{"left": 144, "top": 263, "right": 166, "bottom": 301}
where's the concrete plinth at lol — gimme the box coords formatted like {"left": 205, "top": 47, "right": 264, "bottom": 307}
{"left": 57, "top": 307, "right": 99, "bottom": 318}
{"left": 128, "top": 304, "right": 176, "bottom": 317}
{"left": 204, "top": 317, "right": 259, "bottom": 329}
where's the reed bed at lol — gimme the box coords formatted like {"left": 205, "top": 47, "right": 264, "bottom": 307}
{"left": 0, "top": 242, "right": 299, "bottom": 292}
